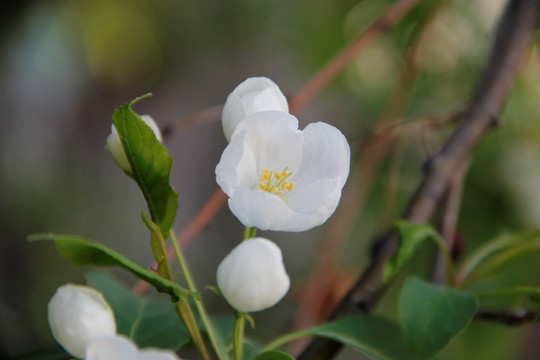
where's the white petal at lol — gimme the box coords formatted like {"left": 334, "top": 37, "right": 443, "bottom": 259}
{"left": 86, "top": 335, "right": 182, "bottom": 360}
{"left": 85, "top": 335, "right": 138, "bottom": 360}
{"left": 293, "top": 122, "right": 350, "bottom": 188}
{"left": 106, "top": 125, "right": 131, "bottom": 173}
{"left": 48, "top": 284, "right": 116, "bottom": 359}
{"left": 216, "top": 131, "right": 257, "bottom": 197}
{"left": 285, "top": 178, "right": 343, "bottom": 231}
{"left": 232, "top": 111, "right": 303, "bottom": 174}
{"left": 228, "top": 187, "right": 296, "bottom": 230}
{"left": 222, "top": 77, "right": 289, "bottom": 142}
{"left": 217, "top": 238, "right": 290, "bottom": 313}
{"left": 140, "top": 115, "right": 163, "bottom": 142}
{"left": 217, "top": 111, "right": 303, "bottom": 198}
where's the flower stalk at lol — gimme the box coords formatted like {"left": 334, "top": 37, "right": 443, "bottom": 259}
{"left": 243, "top": 227, "right": 257, "bottom": 240}
{"left": 170, "top": 230, "right": 226, "bottom": 360}
{"left": 148, "top": 229, "right": 210, "bottom": 360}
{"left": 232, "top": 312, "right": 246, "bottom": 360}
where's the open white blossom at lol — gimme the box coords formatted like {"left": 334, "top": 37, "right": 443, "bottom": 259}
{"left": 217, "top": 238, "right": 290, "bottom": 313}
{"left": 86, "top": 335, "right": 182, "bottom": 360}
{"left": 216, "top": 111, "right": 350, "bottom": 232}
{"left": 222, "top": 77, "right": 289, "bottom": 142}
{"left": 106, "top": 115, "right": 163, "bottom": 174}
{"left": 48, "top": 284, "right": 116, "bottom": 359}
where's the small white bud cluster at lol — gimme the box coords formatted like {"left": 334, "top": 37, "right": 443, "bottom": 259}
{"left": 48, "top": 284, "right": 181, "bottom": 359}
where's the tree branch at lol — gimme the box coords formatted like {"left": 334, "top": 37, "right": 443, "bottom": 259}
{"left": 288, "top": 0, "right": 424, "bottom": 115}
{"left": 297, "top": 1, "right": 540, "bottom": 359}
{"left": 475, "top": 309, "right": 537, "bottom": 326}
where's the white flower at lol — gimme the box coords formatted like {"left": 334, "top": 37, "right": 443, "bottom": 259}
{"left": 48, "top": 284, "right": 116, "bottom": 359}
{"left": 222, "top": 77, "right": 289, "bottom": 142}
{"left": 86, "top": 335, "right": 182, "bottom": 360}
{"left": 106, "top": 115, "right": 163, "bottom": 174}
{"left": 215, "top": 111, "right": 350, "bottom": 232}
{"left": 217, "top": 238, "right": 290, "bottom": 313}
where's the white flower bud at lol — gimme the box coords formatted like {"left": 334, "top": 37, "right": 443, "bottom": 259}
{"left": 47, "top": 284, "right": 116, "bottom": 359}
{"left": 217, "top": 238, "right": 290, "bottom": 313}
{"left": 106, "top": 115, "right": 163, "bottom": 174}
{"left": 86, "top": 335, "right": 182, "bottom": 360}
{"left": 222, "top": 77, "right": 289, "bottom": 142}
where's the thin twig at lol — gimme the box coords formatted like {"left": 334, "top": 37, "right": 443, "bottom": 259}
{"left": 288, "top": 0, "right": 424, "bottom": 115}
{"left": 431, "top": 157, "right": 469, "bottom": 284}
{"left": 475, "top": 309, "right": 537, "bottom": 325}
{"left": 161, "top": 105, "right": 223, "bottom": 139}
{"left": 297, "top": 1, "right": 540, "bottom": 359}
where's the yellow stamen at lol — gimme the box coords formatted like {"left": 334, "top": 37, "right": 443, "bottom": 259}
{"left": 256, "top": 166, "right": 295, "bottom": 200}
{"left": 281, "top": 181, "right": 294, "bottom": 191}
{"left": 260, "top": 169, "right": 270, "bottom": 181}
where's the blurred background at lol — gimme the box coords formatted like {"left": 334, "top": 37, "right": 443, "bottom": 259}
{"left": 1, "top": 0, "right": 540, "bottom": 359}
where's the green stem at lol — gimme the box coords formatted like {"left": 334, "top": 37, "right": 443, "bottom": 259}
{"left": 243, "top": 227, "right": 257, "bottom": 240}
{"left": 262, "top": 330, "right": 308, "bottom": 352}
{"left": 175, "top": 297, "right": 210, "bottom": 360}
{"left": 149, "top": 230, "right": 209, "bottom": 360}
{"left": 233, "top": 312, "right": 245, "bottom": 360}
{"left": 170, "top": 230, "right": 226, "bottom": 360}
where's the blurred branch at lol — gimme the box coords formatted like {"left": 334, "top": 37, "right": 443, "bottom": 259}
{"left": 430, "top": 157, "right": 469, "bottom": 284}
{"left": 161, "top": 105, "right": 223, "bottom": 139}
{"left": 288, "top": 0, "right": 424, "bottom": 114}
{"left": 475, "top": 309, "right": 537, "bottom": 325}
{"left": 291, "top": 1, "right": 449, "bottom": 337}
{"left": 297, "top": 0, "right": 540, "bottom": 358}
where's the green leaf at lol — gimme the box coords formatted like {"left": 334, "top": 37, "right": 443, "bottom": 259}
{"left": 456, "top": 230, "right": 540, "bottom": 288}
{"left": 264, "top": 315, "right": 422, "bottom": 360}
{"left": 85, "top": 271, "right": 189, "bottom": 350}
{"left": 253, "top": 351, "right": 296, "bottom": 360}
{"left": 384, "top": 221, "right": 450, "bottom": 283}
{"left": 112, "top": 96, "right": 178, "bottom": 237}
{"left": 28, "top": 233, "right": 198, "bottom": 301}
{"left": 399, "top": 277, "right": 478, "bottom": 358}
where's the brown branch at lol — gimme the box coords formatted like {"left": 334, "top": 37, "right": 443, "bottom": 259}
{"left": 475, "top": 309, "right": 537, "bottom": 326}
{"left": 288, "top": 0, "right": 424, "bottom": 115}
{"left": 297, "top": 1, "right": 540, "bottom": 359}
{"left": 161, "top": 105, "right": 223, "bottom": 139}
{"left": 431, "top": 157, "right": 469, "bottom": 284}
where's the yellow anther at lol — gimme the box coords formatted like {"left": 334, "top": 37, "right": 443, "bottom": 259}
{"left": 281, "top": 181, "right": 294, "bottom": 191}
{"left": 280, "top": 195, "right": 286, "bottom": 200}
{"left": 282, "top": 171, "right": 290, "bottom": 178}
{"left": 271, "top": 187, "right": 282, "bottom": 195}
{"left": 261, "top": 169, "right": 270, "bottom": 181}
{"left": 274, "top": 172, "right": 282, "bottom": 180}
{"left": 258, "top": 182, "right": 267, "bottom": 191}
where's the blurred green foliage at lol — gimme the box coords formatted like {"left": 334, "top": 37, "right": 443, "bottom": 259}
{"left": 2, "top": 0, "right": 540, "bottom": 359}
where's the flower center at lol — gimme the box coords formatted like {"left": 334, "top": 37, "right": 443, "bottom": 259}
{"left": 257, "top": 167, "right": 294, "bottom": 200}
